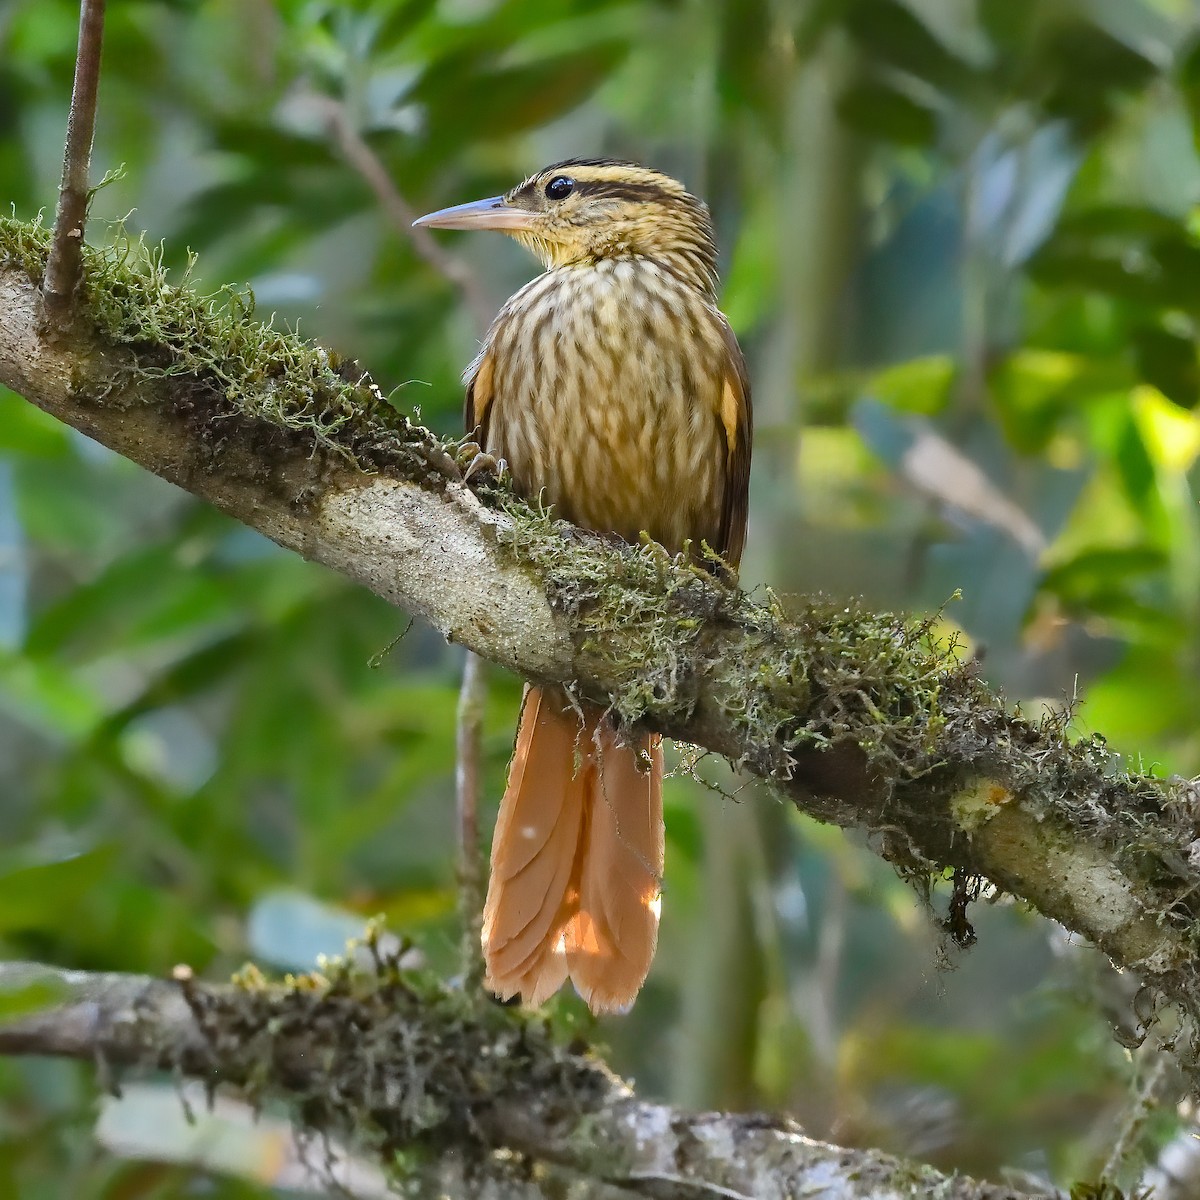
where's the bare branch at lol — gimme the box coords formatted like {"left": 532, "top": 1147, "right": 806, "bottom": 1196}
{"left": 0, "top": 960, "right": 1049, "bottom": 1200}
{"left": 456, "top": 651, "right": 488, "bottom": 985}
{"left": 42, "top": 0, "right": 107, "bottom": 323}
{"left": 318, "top": 96, "right": 495, "bottom": 333}
{"left": 316, "top": 98, "right": 498, "bottom": 953}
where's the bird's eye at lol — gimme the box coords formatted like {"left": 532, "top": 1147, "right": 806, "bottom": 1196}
{"left": 544, "top": 176, "right": 575, "bottom": 200}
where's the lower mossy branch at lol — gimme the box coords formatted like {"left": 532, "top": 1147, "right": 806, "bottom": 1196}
{"left": 0, "top": 214, "right": 1198, "bottom": 1170}
{"left": 0, "top": 957, "right": 1045, "bottom": 1200}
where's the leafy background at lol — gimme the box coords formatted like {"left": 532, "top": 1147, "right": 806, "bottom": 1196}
{"left": 1, "top": 0, "right": 1199, "bottom": 1195}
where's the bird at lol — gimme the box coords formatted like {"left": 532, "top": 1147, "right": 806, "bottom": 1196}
{"left": 414, "top": 158, "right": 752, "bottom": 1013}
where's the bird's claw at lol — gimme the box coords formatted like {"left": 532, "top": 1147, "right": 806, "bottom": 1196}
{"left": 456, "top": 441, "right": 505, "bottom": 483}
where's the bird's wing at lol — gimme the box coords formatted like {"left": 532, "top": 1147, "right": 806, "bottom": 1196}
{"left": 715, "top": 316, "right": 753, "bottom": 568}
{"left": 463, "top": 344, "right": 496, "bottom": 443}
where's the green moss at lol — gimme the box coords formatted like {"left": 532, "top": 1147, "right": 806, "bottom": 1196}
{"left": 0, "top": 215, "right": 466, "bottom": 488}
{"left": 501, "top": 497, "right": 969, "bottom": 787}
{"left": 497, "top": 489, "right": 1200, "bottom": 935}
{"left": 0, "top": 215, "right": 52, "bottom": 278}
{"left": 165, "top": 927, "right": 615, "bottom": 1183}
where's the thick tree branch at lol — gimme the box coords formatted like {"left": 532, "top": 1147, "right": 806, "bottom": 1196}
{"left": 1, "top": 219, "right": 1199, "bottom": 1045}
{"left": 0, "top": 959, "right": 1047, "bottom": 1199}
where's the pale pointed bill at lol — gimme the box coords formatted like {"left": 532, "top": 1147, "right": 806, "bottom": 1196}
{"left": 413, "top": 196, "right": 539, "bottom": 232}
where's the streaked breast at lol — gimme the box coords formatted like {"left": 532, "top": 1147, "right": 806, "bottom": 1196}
{"left": 485, "top": 258, "right": 727, "bottom": 555}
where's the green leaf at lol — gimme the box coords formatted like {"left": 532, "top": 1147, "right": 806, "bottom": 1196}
{"left": 96, "top": 632, "right": 256, "bottom": 736}
{"left": 0, "top": 848, "right": 116, "bottom": 935}
{"left": 841, "top": 0, "right": 976, "bottom": 95}
{"left": 721, "top": 189, "right": 781, "bottom": 332}
{"left": 0, "top": 390, "right": 71, "bottom": 460}
{"left": 989, "top": 349, "right": 1131, "bottom": 454}
{"left": 977, "top": 0, "right": 1039, "bottom": 51}
{"left": 411, "top": 42, "right": 629, "bottom": 144}
{"left": 717, "top": 0, "right": 785, "bottom": 134}
{"left": 0, "top": 650, "right": 106, "bottom": 738}
{"left": 1085, "top": 645, "right": 1198, "bottom": 774}
{"left": 1180, "top": 32, "right": 1200, "bottom": 152}
{"left": 25, "top": 541, "right": 243, "bottom": 658}
{"left": 1041, "top": 546, "right": 1168, "bottom": 614}
{"left": 1113, "top": 411, "right": 1159, "bottom": 513}
{"left": 871, "top": 355, "right": 956, "bottom": 416}
{"left": 372, "top": 0, "right": 439, "bottom": 53}
{"left": 1133, "top": 322, "right": 1200, "bottom": 410}
{"left": 836, "top": 81, "right": 938, "bottom": 146}
{"left": 1038, "top": 21, "right": 1160, "bottom": 136}
{"left": 0, "top": 976, "right": 66, "bottom": 1019}
{"left": 1029, "top": 246, "right": 1158, "bottom": 305}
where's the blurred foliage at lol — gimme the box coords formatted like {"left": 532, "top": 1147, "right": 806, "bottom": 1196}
{"left": 1, "top": 0, "right": 1199, "bottom": 1195}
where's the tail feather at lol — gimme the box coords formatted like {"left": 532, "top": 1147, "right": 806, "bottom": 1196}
{"left": 484, "top": 804, "right": 581, "bottom": 977}
{"left": 565, "top": 726, "right": 663, "bottom": 1011}
{"left": 487, "top": 689, "right": 579, "bottom": 883}
{"left": 482, "top": 687, "right": 584, "bottom": 992}
{"left": 482, "top": 685, "right": 665, "bottom": 1013}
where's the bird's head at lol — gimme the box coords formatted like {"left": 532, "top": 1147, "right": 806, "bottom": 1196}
{"left": 414, "top": 158, "right": 718, "bottom": 295}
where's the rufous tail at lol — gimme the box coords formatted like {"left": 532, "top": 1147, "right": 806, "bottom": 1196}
{"left": 482, "top": 685, "right": 664, "bottom": 1013}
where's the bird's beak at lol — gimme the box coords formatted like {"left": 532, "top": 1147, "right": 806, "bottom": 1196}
{"left": 412, "top": 196, "right": 539, "bottom": 232}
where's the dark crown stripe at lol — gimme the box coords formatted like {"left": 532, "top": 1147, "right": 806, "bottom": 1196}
{"left": 542, "top": 156, "right": 641, "bottom": 172}
{"left": 572, "top": 180, "right": 677, "bottom": 203}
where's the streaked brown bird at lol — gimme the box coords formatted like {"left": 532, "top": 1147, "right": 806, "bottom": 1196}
{"left": 415, "top": 158, "right": 751, "bottom": 1013}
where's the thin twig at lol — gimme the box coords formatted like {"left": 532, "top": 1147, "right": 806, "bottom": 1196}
{"left": 456, "top": 651, "right": 488, "bottom": 986}
{"left": 42, "top": 0, "right": 107, "bottom": 325}
{"left": 1102, "top": 1051, "right": 1178, "bottom": 1186}
{"left": 316, "top": 98, "right": 496, "bottom": 975}
{"left": 318, "top": 97, "right": 494, "bottom": 333}
{"left": 625, "top": 1173, "right": 756, "bottom": 1200}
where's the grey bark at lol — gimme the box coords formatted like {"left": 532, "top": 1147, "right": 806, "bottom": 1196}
{"left": 0, "top": 961, "right": 1050, "bottom": 1200}
{"left": 41, "top": 0, "right": 106, "bottom": 321}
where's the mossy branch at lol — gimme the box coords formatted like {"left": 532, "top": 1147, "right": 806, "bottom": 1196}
{"left": 0, "top": 956, "right": 1045, "bottom": 1200}
{"left": 0, "top": 216, "right": 1199, "bottom": 1050}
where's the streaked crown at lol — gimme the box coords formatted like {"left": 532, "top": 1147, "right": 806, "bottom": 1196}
{"left": 415, "top": 158, "right": 719, "bottom": 296}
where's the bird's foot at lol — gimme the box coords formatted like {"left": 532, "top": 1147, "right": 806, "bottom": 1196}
{"left": 455, "top": 440, "right": 506, "bottom": 483}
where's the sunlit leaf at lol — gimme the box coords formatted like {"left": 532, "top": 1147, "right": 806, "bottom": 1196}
{"left": 871, "top": 355, "right": 956, "bottom": 416}
{"left": 1133, "top": 384, "right": 1200, "bottom": 468}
